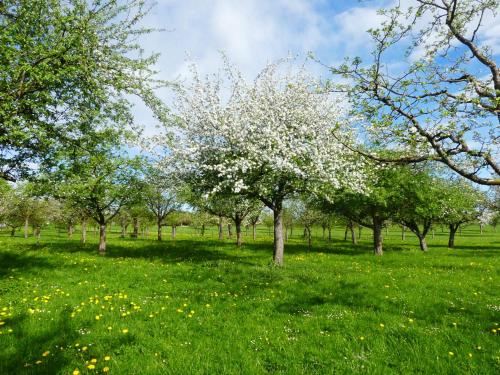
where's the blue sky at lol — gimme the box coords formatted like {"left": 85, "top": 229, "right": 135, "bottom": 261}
{"left": 131, "top": 0, "right": 500, "bottom": 135}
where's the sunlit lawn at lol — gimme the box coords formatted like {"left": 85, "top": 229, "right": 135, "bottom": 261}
{"left": 0, "top": 225, "right": 499, "bottom": 374}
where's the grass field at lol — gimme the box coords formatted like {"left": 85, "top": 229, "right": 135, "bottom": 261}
{"left": 0, "top": 225, "right": 499, "bottom": 374}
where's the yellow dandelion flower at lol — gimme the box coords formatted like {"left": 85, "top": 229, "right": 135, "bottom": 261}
{"left": 103, "top": 366, "right": 110, "bottom": 372}
{"left": 359, "top": 336, "right": 365, "bottom": 340}
{"left": 468, "top": 353, "right": 473, "bottom": 358}
{"left": 187, "top": 314, "right": 192, "bottom": 318}
{"left": 205, "top": 304, "right": 210, "bottom": 308}
{"left": 104, "top": 356, "right": 111, "bottom": 361}
{"left": 448, "top": 352, "right": 454, "bottom": 356}
{"left": 42, "top": 351, "right": 50, "bottom": 357}
{"left": 95, "top": 315, "right": 100, "bottom": 320}
{"left": 379, "top": 324, "right": 385, "bottom": 328}
{"left": 87, "top": 364, "right": 95, "bottom": 370}
{"left": 190, "top": 310, "right": 195, "bottom": 314}
{"left": 121, "top": 328, "right": 128, "bottom": 334}
{"left": 90, "top": 358, "right": 97, "bottom": 364}
{"left": 35, "top": 360, "right": 42, "bottom": 365}
{"left": 72, "top": 369, "right": 80, "bottom": 375}
{"left": 82, "top": 346, "right": 88, "bottom": 351}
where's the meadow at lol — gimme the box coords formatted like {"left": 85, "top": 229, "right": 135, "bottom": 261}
{"left": 0, "top": 225, "right": 499, "bottom": 374}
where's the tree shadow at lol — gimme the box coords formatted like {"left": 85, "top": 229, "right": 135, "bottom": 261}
{"left": 0, "top": 310, "right": 136, "bottom": 374}
{"left": 0, "top": 251, "right": 55, "bottom": 278}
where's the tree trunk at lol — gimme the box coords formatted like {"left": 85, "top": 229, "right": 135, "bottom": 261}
{"left": 228, "top": 223, "right": 232, "bottom": 238}
{"left": 322, "top": 226, "right": 325, "bottom": 240}
{"left": 448, "top": 224, "right": 458, "bottom": 248}
{"left": 480, "top": 224, "right": 483, "bottom": 234}
{"left": 235, "top": 220, "right": 242, "bottom": 247}
{"left": 132, "top": 218, "right": 139, "bottom": 238}
{"left": 68, "top": 225, "right": 74, "bottom": 239}
{"left": 24, "top": 217, "right": 29, "bottom": 239}
{"left": 171, "top": 225, "right": 176, "bottom": 239}
{"left": 81, "top": 219, "right": 87, "bottom": 244}
{"left": 373, "top": 220, "right": 383, "bottom": 256}
{"left": 432, "top": 229, "right": 435, "bottom": 239}
{"left": 344, "top": 225, "right": 348, "bottom": 241}
{"left": 201, "top": 224, "right": 205, "bottom": 237}
{"left": 328, "top": 227, "right": 332, "bottom": 242}
{"left": 358, "top": 226, "right": 362, "bottom": 239}
{"left": 284, "top": 225, "right": 289, "bottom": 242}
{"left": 120, "top": 225, "right": 126, "bottom": 238}
{"left": 401, "top": 225, "right": 406, "bottom": 241}
{"left": 273, "top": 207, "right": 284, "bottom": 266}
{"left": 157, "top": 220, "right": 162, "bottom": 241}
{"left": 307, "top": 227, "right": 312, "bottom": 251}
{"left": 417, "top": 234, "right": 428, "bottom": 252}
{"left": 99, "top": 224, "right": 106, "bottom": 255}
{"left": 10, "top": 227, "right": 15, "bottom": 236}
{"left": 290, "top": 225, "right": 293, "bottom": 238}
{"left": 349, "top": 221, "right": 357, "bottom": 245}
{"left": 252, "top": 223, "right": 257, "bottom": 240}
{"left": 218, "top": 216, "right": 223, "bottom": 240}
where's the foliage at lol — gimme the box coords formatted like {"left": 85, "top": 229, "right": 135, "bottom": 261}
{"left": 329, "top": 0, "right": 500, "bottom": 185}
{"left": 0, "top": 0, "right": 164, "bottom": 181}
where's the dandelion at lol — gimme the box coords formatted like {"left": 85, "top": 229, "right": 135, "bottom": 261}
{"left": 90, "top": 358, "right": 97, "bottom": 364}
{"left": 448, "top": 352, "right": 454, "bottom": 356}
{"left": 205, "top": 304, "right": 210, "bottom": 308}
{"left": 42, "top": 351, "right": 50, "bottom": 357}
{"left": 35, "top": 360, "right": 42, "bottom": 365}
{"left": 72, "top": 370, "right": 80, "bottom": 375}
{"left": 104, "top": 356, "right": 111, "bottom": 361}
{"left": 87, "top": 364, "right": 95, "bottom": 370}
{"left": 82, "top": 346, "right": 88, "bottom": 351}
{"left": 468, "top": 353, "right": 473, "bottom": 358}
{"left": 95, "top": 315, "right": 100, "bottom": 320}
{"left": 379, "top": 324, "right": 385, "bottom": 328}
{"left": 359, "top": 336, "right": 365, "bottom": 340}
{"left": 107, "top": 326, "right": 112, "bottom": 331}
{"left": 121, "top": 328, "right": 129, "bottom": 334}
{"left": 103, "top": 367, "right": 110, "bottom": 373}
{"left": 408, "top": 318, "right": 414, "bottom": 323}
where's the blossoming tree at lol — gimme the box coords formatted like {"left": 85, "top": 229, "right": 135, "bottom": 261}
{"left": 169, "top": 60, "right": 365, "bottom": 265}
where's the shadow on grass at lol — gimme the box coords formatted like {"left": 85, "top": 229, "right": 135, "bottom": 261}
{"left": 0, "top": 310, "right": 136, "bottom": 375}
{"left": 0, "top": 251, "right": 55, "bottom": 277}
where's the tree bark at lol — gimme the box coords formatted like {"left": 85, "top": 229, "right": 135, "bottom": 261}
{"left": 228, "top": 223, "right": 232, "bottom": 238}
{"left": 68, "top": 225, "right": 74, "bottom": 239}
{"left": 252, "top": 223, "right": 257, "bottom": 240}
{"left": 24, "top": 217, "right": 29, "bottom": 239}
{"left": 157, "top": 220, "right": 162, "bottom": 241}
{"left": 218, "top": 216, "right": 223, "bottom": 240}
{"left": 132, "top": 217, "right": 139, "bottom": 238}
{"left": 480, "top": 224, "right": 483, "bottom": 234}
{"left": 120, "top": 225, "right": 126, "bottom": 238}
{"left": 328, "top": 227, "right": 332, "bottom": 242}
{"left": 349, "top": 220, "right": 357, "bottom": 245}
{"left": 273, "top": 207, "right": 284, "bottom": 266}
{"left": 99, "top": 224, "right": 106, "bottom": 255}
{"left": 448, "top": 224, "right": 459, "bottom": 248}
{"left": 358, "top": 226, "right": 362, "bottom": 239}
{"left": 401, "top": 225, "right": 406, "bottom": 241}
{"left": 306, "top": 227, "right": 312, "bottom": 251}
{"left": 171, "top": 225, "right": 176, "bottom": 239}
{"left": 10, "top": 227, "right": 15, "bottom": 236}
{"left": 344, "top": 225, "right": 348, "bottom": 241}
{"left": 373, "top": 219, "right": 383, "bottom": 256}
{"left": 81, "top": 218, "right": 87, "bottom": 244}
{"left": 417, "top": 234, "right": 428, "bottom": 252}
{"left": 235, "top": 220, "right": 242, "bottom": 247}
{"left": 201, "top": 224, "right": 205, "bottom": 237}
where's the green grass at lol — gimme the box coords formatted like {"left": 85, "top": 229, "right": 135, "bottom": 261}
{"left": 0, "top": 225, "right": 499, "bottom": 374}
